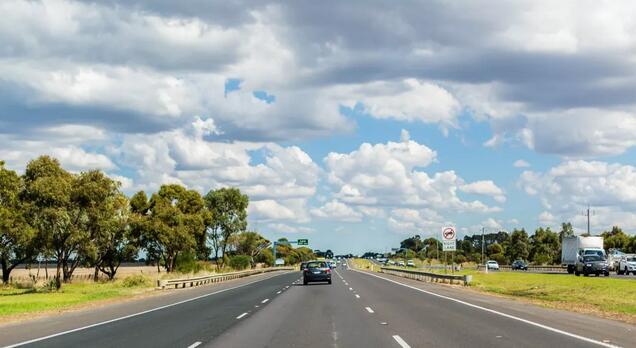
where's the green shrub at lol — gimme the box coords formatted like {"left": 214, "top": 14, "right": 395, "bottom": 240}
{"left": 229, "top": 255, "right": 251, "bottom": 270}
{"left": 121, "top": 275, "right": 151, "bottom": 288}
{"left": 175, "top": 251, "right": 204, "bottom": 274}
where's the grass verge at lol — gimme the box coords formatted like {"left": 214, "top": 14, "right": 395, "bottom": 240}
{"left": 468, "top": 272, "right": 636, "bottom": 322}
{"left": 0, "top": 276, "right": 154, "bottom": 320}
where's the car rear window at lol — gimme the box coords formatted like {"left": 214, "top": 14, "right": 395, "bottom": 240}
{"left": 626, "top": 257, "right": 636, "bottom": 262}
{"left": 307, "top": 262, "right": 326, "bottom": 268}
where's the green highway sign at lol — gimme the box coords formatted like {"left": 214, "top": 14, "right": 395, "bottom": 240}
{"left": 297, "top": 239, "right": 309, "bottom": 245}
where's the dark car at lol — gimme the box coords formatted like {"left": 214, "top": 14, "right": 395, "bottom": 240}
{"left": 575, "top": 255, "right": 609, "bottom": 277}
{"left": 511, "top": 260, "right": 528, "bottom": 271}
{"left": 303, "top": 261, "right": 332, "bottom": 285}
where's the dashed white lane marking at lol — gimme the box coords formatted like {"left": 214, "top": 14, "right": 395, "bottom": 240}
{"left": 277, "top": 291, "right": 282, "bottom": 294}
{"left": 2, "top": 271, "right": 293, "bottom": 348}
{"left": 365, "top": 307, "right": 374, "bottom": 313}
{"left": 236, "top": 312, "right": 248, "bottom": 319}
{"left": 187, "top": 341, "right": 202, "bottom": 348}
{"left": 349, "top": 287, "right": 353, "bottom": 291}
{"left": 262, "top": 298, "right": 269, "bottom": 304}
{"left": 393, "top": 335, "right": 411, "bottom": 348}
{"left": 285, "top": 285, "right": 290, "bottom": 289}
{"left": 355, "top": 294, "right": 360, "bottom": 298}
{"left": 352, "top": 269, "right": 621, "bottom": 348}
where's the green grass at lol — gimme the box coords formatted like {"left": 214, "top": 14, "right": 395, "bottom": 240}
{"left": 469, "top": 272, "right": 636, "bottom": 318}
{"left": 0, "top": 277, "right": 153, "bottom": 318}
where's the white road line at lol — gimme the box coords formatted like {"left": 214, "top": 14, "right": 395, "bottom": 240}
{"left": 355, "top": 294, "right": 360, "bottom": 299}
{"left": 352, "top": 269, "right": 621, "bottom": 348}
{"left": 365, "top": 307, "right": 374, "bottom": 313}
{"left": 349, "top": 287, "right": 353, "bottom": 291}
{"left": 393, "top": 335, "right": 411, "bottom": 348}
{"left": 3, "top": 272, "right": 292, "bottom": 348}
{"left": 261, "top": 298, "right": 269, "bottom": 304}
{"left": 277, "top": 291, "right": 282, "bottom": 294}
{"left": 187, "top": 341, "right": 202, "bottom": 348}
{"left": 236, "top": 312, "right": 248, "bottom": 319}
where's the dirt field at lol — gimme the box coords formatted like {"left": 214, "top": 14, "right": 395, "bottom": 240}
{"left": 2, "top": 263, "right": 161, "bottom": 283}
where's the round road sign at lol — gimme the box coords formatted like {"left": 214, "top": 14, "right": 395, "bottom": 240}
{"left": 442, "top": 227, "right": 456, "bottom": 240}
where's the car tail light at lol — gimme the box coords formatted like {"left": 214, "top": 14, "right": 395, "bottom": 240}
{"left": 303, "top": 268, "right": 308, "bottom": 272}
{"left": 326, "top": 268, "right": 331, "bottom": 273}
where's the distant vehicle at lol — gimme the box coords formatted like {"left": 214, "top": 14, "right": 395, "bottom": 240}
{"left": 300, "top": 261, "right": 308, "bottom": 270}
{"left": 617, "top": 254, "right": 636, "bottom": 275}
{"left": 511, "top": 260, "right": 528, "bottom": 271}
{"left": 303, "top": 261, "right": 332, "bottom": 285}
{"left": 275, "top": 258, "right": 285, "bottom": 266}
{"left": 397, "top": 260, "right": 406, "bottom": 267}
{"left": 486, "top": 260, "right": 499, "bottom": 270}
{"left": 607, "top": 249, "right": 625, "bottom": 272}
{"left": 328, "top": 261, "right": 337, "bottom": 269}
{"left": 387, "top": 260, "right": 396, "bottom": 266}
{"left": 561, "top": 236, "right": 605, "bottom": 274}
{"left": 406, "top": 260, "right": 416, "bottom": 267}
{"left": 575, "top": 255, "right": 609, "bottom": 277}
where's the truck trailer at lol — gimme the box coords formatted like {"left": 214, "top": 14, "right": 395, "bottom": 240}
{"left": 561, "top": 236, "right": 605, "bottom": 274}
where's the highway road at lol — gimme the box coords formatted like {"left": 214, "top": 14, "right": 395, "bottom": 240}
{"left": 1, "top": 267, "right": 633, "bottom": 348}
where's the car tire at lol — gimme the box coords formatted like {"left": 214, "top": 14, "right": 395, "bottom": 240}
{"left": 583, "top": 272, "right": 589, "bottom": 277}
{"left": 604, "top": 272, "right": 609, "bottom": 277}
{"left": 327, "top": 280, "right": 332, "bottom": 284}
{"left": 617, "top": 269, "right": 624, "bottom": 275}
{"left": 303, "top": 279, "right": 308, "bottom": 285}
{"left": 575, "top": 271, "right": 580, "bottom": 276}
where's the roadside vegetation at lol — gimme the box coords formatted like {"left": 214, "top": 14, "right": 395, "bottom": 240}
{"left": 0, "top": 275, "right": 154, "bottom": 319}
{"left": 363, "top": 224, "right": 636, "bottom": 267}
{"left": 469, "top": 271, "right": 636, "bottom": 321}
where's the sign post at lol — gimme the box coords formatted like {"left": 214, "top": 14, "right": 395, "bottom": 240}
{"left": 442, "top": 226, "right": 457, "bottom": 274}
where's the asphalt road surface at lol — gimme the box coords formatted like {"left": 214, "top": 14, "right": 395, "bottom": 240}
{"left": 1, "top": 267, "right": 633, "bottom": 348}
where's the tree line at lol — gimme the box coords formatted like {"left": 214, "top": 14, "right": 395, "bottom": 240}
{"left": 0, "top": 156, "right": 313, "bottom": 288}
{"left": 397, "top": 222, "right": 636, "bottom": 265}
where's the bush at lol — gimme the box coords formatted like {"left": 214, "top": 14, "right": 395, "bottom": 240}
{"left": 121, "top": 275, "right": 151, "bottom": 288}
{"left": 229, "top": 255, "right": 251, "bottom": 270}
{"left": 175, "top": 251, "right": 204, "bottom": 274}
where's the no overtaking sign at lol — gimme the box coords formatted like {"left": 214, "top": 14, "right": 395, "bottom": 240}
{"left": 442, "top": 226, "right": 456, "bottom": 251}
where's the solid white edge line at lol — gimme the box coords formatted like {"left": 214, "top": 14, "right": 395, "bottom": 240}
{"left": 365, "top": 307, "right": 374, "bottom": 313}
{"left": 187, "top": 341, "right": 202, "bottom": 348}
{"left": 3, "top": 271, "right": 292, "bottom": 348}
{"left": 261, "top": 298, "right": 269, "bottom": 304}
{"left": 236, "top": 312, "right": 248, "bottom": 319}
{"left": 351, "top": 269, "right": 621, "bottom": 348}
{"left": 392, "top": 335, "right": 411, "bottom": 348}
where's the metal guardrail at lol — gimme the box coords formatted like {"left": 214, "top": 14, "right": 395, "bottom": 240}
{"left": 381, "top": 267, "right": 471, "bottom": 286}
{"left": 475, "top": 265, "right": 566, "bottom": 272}
{"left": 157, "top": 267, "right": 295, "bottom": 290}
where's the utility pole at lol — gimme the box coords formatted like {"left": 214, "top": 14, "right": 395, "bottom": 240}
{"left": 583, "top": 205, "right": 594, "bottom": 235}
{"left": 481, "top": 227, "right": 485, "bottom": 266}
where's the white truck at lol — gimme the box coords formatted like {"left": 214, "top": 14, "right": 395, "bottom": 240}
{"left": 561, "top": 236, "right": 605, "bottom": 274}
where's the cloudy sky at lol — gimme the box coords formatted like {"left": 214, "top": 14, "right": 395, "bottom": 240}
{"left": 2, "top": 0, "right": 636, "bottom": 254}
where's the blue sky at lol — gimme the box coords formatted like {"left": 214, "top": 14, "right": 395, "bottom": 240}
{"left": 1, "top": 0, "right": 636, "bottom": 255}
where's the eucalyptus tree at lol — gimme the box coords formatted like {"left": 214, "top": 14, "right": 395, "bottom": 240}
{"left": 146, "top": 185, "right": 206, "bottom": 272}
{"left": 22, "top": 156, "right": 86, "bottom": 288}
{"left": 204, "top": 188, "right": 248, "bottom": 267}
{"left": 0, "top": 161, "right": 36, "bottom": 283}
